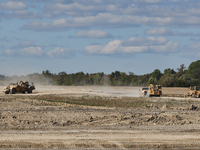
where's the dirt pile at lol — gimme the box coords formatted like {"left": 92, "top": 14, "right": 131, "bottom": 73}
{"left": 0, "top": 100, "right": 199, "bottom": 131}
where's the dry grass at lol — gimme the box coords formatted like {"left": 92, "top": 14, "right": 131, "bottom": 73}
{"left": 24, "top": 95, "right": 200, "bottom": 109}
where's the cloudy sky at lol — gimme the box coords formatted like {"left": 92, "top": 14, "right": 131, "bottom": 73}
{"left": 0, "top": 0, "right": 200, "bottom": 76}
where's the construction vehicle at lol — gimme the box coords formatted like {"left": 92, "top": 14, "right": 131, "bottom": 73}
{"left": 184, "top": 86, "right": 200, "bottom": 98}
{"left": 148, "top": 84, "right": 162, "bottom": 97}
{"left": 139, "top": 87, "right": 149, "bottom": 97}
{"left": 2, "top": 81, "right": 35, "bottom": 94}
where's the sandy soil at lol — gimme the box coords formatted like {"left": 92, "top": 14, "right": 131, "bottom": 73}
{"left": 0, "top": 85, "right": 200, "bottom": 149}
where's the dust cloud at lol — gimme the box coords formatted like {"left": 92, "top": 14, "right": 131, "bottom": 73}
{"left": 33, "top": 85, "right": 141, "bottom": 97}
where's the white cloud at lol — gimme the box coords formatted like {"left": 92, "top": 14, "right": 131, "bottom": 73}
{"left": 12, "top": 10, "right": 41, "bottom": 19}
{"left": 133, "top": 0, "right": 161, "bottom": 4}
{"left": 41, "top": 0, "right": 200, "bottom": 20}
{"left": 44, "top": 2, "right": 97, "bottom": 17}
{"left": 22, "top": 12, "right": 200, "bottom": 32}
{"left": 4, "top": 46, "right": 75, "bottom": 59}
{"left": 123, "top": 37, "right": 168, "bottom": 46}
{"left": 149, "top": 41, "right": 178, "bottom": 53}
{"left": 19, "top": 0, "right": 200, "bottom": 31}
{"left": 5, "top": 49, "right": 14, "bottom": 56}
{"left": 22, "top": 14, "right": 171, "bottom": 31}
{"left": 75, "top": 30, "right": 112, "bottom": 38}
{"left": 46, "top": 47, "right": 75, "bottom": 58}
{"left": 12, "top": 41, "right": 43, "bottom": 50}
{"left": 2, "top": 1, "right": 200, "bottom": 30}
{"left": 13, "top": 41, "right": 34, "bottom": 49}
{"left": 187, "top": 43, "right": 200, "bottom": 51}
{"left": 84, "top": 37, "right": 179, "bottom": 55}
{"left": 85, "top": 40, "right": 123, "bottom": 54}
{"left": 42, "top": 0, "right": 168, "bottom": 18}
{"left": 145, "top": 27, "right": 173, "bottom": 35}
{"left": 0, "top": 1, "right": 27, "bottom": 10}
{"left": 184, "top": 43, "right": 200, "bottom": 58}
{"left": 170, "top": 0, "right": 179, "bottom": 2}
{"left": 145, "top": 27, "right": 200, "bottom": 36}
{"left": 20, "top": 41, "right": 34, "bottom": 47}
{"left": 19, "top": 47, "right": 44, "bottom": 57}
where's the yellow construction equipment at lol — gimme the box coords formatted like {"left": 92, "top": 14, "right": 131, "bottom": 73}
{"left": 2, "top": 81, "right": 35, "bottom": 94}
{"left": 184, "top": 86, "right": 200, "bottom": 98}
{"left": 148, "top": 84, "right": 162, "bottom": 97}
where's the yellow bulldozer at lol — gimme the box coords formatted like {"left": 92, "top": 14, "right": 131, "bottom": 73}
{"left": 2, "top": 81, "right": 35, "bottom": 94}
{"left": 148, "top": 84, "right": 162, "bottom": 97}
{"left": 184, "top": 86, "right": 200, "bottom": 98}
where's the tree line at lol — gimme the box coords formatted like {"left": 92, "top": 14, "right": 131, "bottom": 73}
{"left": 1, "top": 60, "right": 200, "bottom": 87}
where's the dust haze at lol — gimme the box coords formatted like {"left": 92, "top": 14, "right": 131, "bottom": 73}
{"left": 34, "top": 85, "right": 141, "bottom": 97}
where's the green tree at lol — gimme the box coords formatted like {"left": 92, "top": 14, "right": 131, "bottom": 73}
{"left": 164, "top": 68, "right": 176, "bottom": 75}
{"left": 73, "top": 72, "right": 85, "bottom": 85}
{"left": 128, "top": 72, "right": 134, "bottom": 76}
{"left": 56, "top": 71, "right": 67, "bottom": 85}
{"left": 159, "top": 74, "right": 176, "bottom": 87}
{"left": 177, "top": 74, "right": 191, "bottom": 87}
{"left": 188, "top": 60, "right": 200, "bottom": 74}
{"left": 110, "top": 71, "right": 121, "bottom": 86}
{"left": 139, "top": 74, "right": 149, "bottom": 86}
{"left": 147, "top": 77, "right": 157, "bottom": 85}
{"left": 94, "top": 72, "right": 104, "bottom": 85}
{"left": 42, "top": 70, "right": 52, "bottom": 77}
{"left": 174, "top": 80, "right": 187, "bottom": 87}
{"left": 150, "top": 69, "right": 162, "bottom": 81}
{"left": 192, "top": 68, "right": 200, "bottom": 79}
{"left": 190, "top": 79, "right": 200, "bottom": 86}
{"left": 176, "top": 64, "right": 186, "bottom": 73}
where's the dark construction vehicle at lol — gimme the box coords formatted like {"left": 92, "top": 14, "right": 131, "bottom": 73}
{"left": 2, "top": 81, "right": 35, "bottom": 94}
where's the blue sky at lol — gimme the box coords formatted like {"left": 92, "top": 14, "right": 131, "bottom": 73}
{"left": 0, "top": 0, "right": 200, "bottom": 76}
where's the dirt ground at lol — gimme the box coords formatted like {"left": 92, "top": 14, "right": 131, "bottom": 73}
{"left": 0, "top": 85, "right": 200, "bottom": 149}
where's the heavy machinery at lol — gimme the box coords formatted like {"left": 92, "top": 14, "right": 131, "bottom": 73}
{"left": 148, "top": 84, "right": 162, "bottom": 97}
{"left": 139, "top": 87, "right": 149, "bottom": 97}
{"left": 2, "top": 81, "right": 35, "bottom": 94}
{"left": 184, "top": 86, "right": 200, "bottom": 98}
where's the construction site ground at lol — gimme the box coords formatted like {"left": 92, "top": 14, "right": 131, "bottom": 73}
{"left": 0, "top": 85, "right": 200, "bottom": 149}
